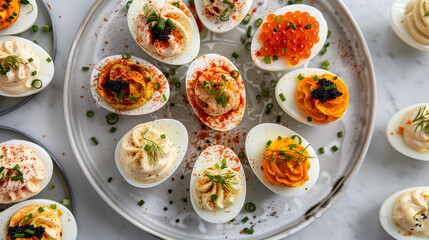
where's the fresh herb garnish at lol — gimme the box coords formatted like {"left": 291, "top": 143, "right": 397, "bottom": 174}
{"left": 142, "top": 128, "right": 165, "bottom": 166}
{"left": 412, "top": 106, "right": 429, "bottom": 133}
{"left": 205, "top": 172, "right": 237, "bottom": 193}
{"left": 264, "top": 142, "right": 314, "bottom": 171}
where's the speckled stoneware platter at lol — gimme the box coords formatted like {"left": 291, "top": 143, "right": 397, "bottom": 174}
{"left": 0, "top": 0, "right": 57, "bottom": 116}
{"left": 64, "top": 0, "right": 376, "bottom": 239}
{"left": 0, "top": 126, "right": 75, "bottom": 213}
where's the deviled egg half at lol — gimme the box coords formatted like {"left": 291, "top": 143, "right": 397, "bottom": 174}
{"left": 115, "top": 119, "right": 188, "bottom": 188}
{"left": 190, "top": 145, "right": 246, "bottom": 223}
{"left": 386, "top": 103, "right": 429, "bottom": 161}
{"left": 380, "top": 186, "right": 429, "bottom": 239}
{"left": 0, "top": 0, "right": 38, "bottom": 36}
{"left": 90, "top": 54, "right": 170, "bottom": 115}
{"left": 251, "top": 4, "right": 328, "bottom": 71}
{"left": 186, "top": 54, "right": 246, "bottom": 131}
{"left": 275, "top": 68, "right": 349, "bottom": 126}
{"left": 245, "top": 123, "right": 319, "bottom": 196}
{"left": 194, "top": 0, "right": 253, "bottom": 33}
{"left": 128, "top": 0, "right": 200, "bottom": 65}
{"left": 391, "top": 0, "right": 429, "bottom": 51}
{"left": 0, "top": 36, "right": 55, "bottom": 97}
{"left": 0, "top": 139, "right": 53, "bottom": 204}
{"left": 0, "top": 199, "right": 77, "bottom": 240}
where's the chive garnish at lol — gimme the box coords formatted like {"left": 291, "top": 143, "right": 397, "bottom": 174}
{"left": 211, "top": 194, "right": 218, "bottom": 200}
{"left": 244, "top": 202, "right": 256, "bottom": 212}
{"left": 279, "top": 93, "right": 286, "bottom": 102}
{"left": 255, "top": 18, "right": 263, "bottom": 27}
{"left": 327, "top": 30, "right": 332, "bottom": 38}
{"left": 264, "top": 56, "right": 271, "bottom": 64}
{"left": 28, "top": 58, "right": 33, "bottom": 62}
{"left": 242, "top": 216, "right": 249, "bottom": 223}
{"left": 267, "top": 103, "right": 273, "bottom": 109}
{"left": 37, "top": 207, "right": 44, "bottom": 213}
{"left": 157, "top": 18, "right": 166, "bottom": 30}
{"left": 33, "top": 40, "right": 38, "bottom": 44}
{"left": 312, "top": 75, "right": 318, "bottom": 81}
{"left": 297, "top": 73, "right": 305, "bottom": 80}
{"left": 338, "top": 131, "right": 343, "bottom": 138}
{"left": 106, "top": 113, "right": 119, "bottom": 125}
{"left": 31, "top": 79, "right": 42, "bottom": 89}
{"left": 91, "top": 137, "right": 98, "bottom": 145}
{"left": 31, "top": 71, "right": 37, "bottom": 76}
{"left": 160, "top": 134, "right": 166, "bottom": 139}
{"left": 122, "top": 52, "right": 131, "bottom": 59}
{"left": 266, "top": 140, "right": 272, "bottom": 146}
{"left": 49, "top": 185, "right": 56, "bottom": 189}
{"left": 270, "top": 80, "right": 277, "bottom": 88}
{"left": 172, "top": 2, "right": 180, "bottom": 8}
{"left": 11, "top": 175, "right": 22, "bottom": 181}
{"left": 273, "top": 55, "right": 278, "bottom": 61}
{"left": 220, "top": 15, "right": 229, "bottom": 21}
{"left": 291, "top": 135, "right": 302, "bottom": 145}
{"left": 319, "top": 147, "right": 325, "bottom": 154}
{"left": 247, "top": 25, "right": 252, "bottom": 37}
{"left": 50, "top": 204, "right": 57, "bottom": 210}
{"left": 245, "top": 42, "right": 251, "bottom": 51}
{"left": 166, "top": 18, "right": 176, "bottom": 30}
{"left": 109, "top": 127, "right": 116, "bottom": 133}
{"left": 223, "top": 0, "right": 234, "bottom": 8}
{"left": 307, "top": 116, "right": 312, "bottom": 122}
{"left": 42, "top": 25, "right": 52, "bottom": 32}
{"left": 154, "top": 82, "right": 160, "bottom": 90}
{"left": 243, "top": 228, "right": 254, "bottom": 234}
{"left": 276, "top": 115, "right": 281, "bottom": 123}
{"left": 32, "top": 25, "right": 39, "bottom": 32}
{"left": 256, "top": 94, "right": 261, "bottom": 100}
{"left": 232, "top": 52, "right": 239, "bottom": 59}
{"left": 321, "top": 48, "right": 327, "bottom": 55}
{"left": 243, "top": 13, "right": 251, "bottom": 24}
{"left": 262, "top": 89, "right": 269, "bottom": 97}
{"left": 322, "top": 60, "right": 330, "bottom": 66}
{"left": 108, "top": 177, "right": 113, "bottom": 182}
{"left": 230, "top": 70, "right": 239, "bottom": 78}
{"left": 82, "top": 66, "right": 90, "bottom": 71}
{"left": 46, "top": 57, "right": 52, "bottom": 62}
{"left": 324, "top": 83, "right": 337, "bottom": 91}
{"left": 273, "top": 27, "right": 278, "bottom": 32}
{"left": 25, "top": 229, "right": 35, "bottom": 235}
{"left": 291, "top": 24, "right": 297, "bottom": 30}
{"left": 332, "top": 145, "right": 339, "bottom": 152}
{"left": 282, "top": 48, "right": 287, "bottom": 53}
{"left": 144, "top": 144, "right": 151, "bottom": 151}
{"left": 277, "top": 136, "right": 282, "bottom": 140}
{"left": 126, "top": 0, "right": 133, "bottom": 9}
{"left": 162, "top": 94, "right": 167, "bottom": 101}
{"left": 238, "top": 152, "right": 245, "bottom": 158}
{"left": 13, "top": 234, "right": 25, "bottom": 238}
{"left": 62, "top": 199, "right": 71, "bottom": 205}
{"left": 138, "top": 200, "right": 145, "bottom": 206}
{"left": 305, "top": 24, "right": 311, "bottom": 29}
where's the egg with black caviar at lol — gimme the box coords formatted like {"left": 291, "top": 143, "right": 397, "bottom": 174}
{"left": 0, "top": 199, "right": 77, "bottom": 240}
{"left": 0, "top": 0, "right": 38, "bottom": 36}
{"left": 386, "top": 103, "right": 429, "bottom": 161}
{"left": 245, "top": 123, "right": 319, "bottom": 196}
{"left": 190, "top": 145, "right": 246, "bottom": 223}
{"left": 115, "top": 119, "right": 188, "bottom": 188}
{"left": 90, "top": 54, "right": 170, "bottom": 115}
{"left": 194, "top": 0, "right": 253, "bottom": 33}
{"left": 275, "top": 68, "right": 349, "bottom": 126}
{"left": 128, "top": 0, "right": 200, "bottom": 65}
{"left": 0, "top": 36, "right": 55, "bottom": 97}
{"left": 251, "top": 4, "right": 328, "bottom": 71}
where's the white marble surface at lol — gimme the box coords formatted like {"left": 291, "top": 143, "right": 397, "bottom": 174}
{"left": 1, "top": 0, "right": 428, "bottom": 239}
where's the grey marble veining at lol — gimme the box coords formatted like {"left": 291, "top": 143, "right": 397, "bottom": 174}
{"left": 0, "top": 0, "right": 428, "bottom": 239}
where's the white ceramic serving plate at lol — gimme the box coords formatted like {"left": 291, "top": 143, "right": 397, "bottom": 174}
{"left": 64, "top": 0, "right": 376, "bottom": 239}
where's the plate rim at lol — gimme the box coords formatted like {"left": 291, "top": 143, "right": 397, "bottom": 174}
{"left": 63, "top": 0, "right": 377, "bottom": 239}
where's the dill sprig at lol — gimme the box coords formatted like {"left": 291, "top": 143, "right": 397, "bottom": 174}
{"left": 205, "top": 172, "right": 237, "bottom": 193}
{"left": 264, "top": 144, "right": 314, "bottom": 171}
{"left": 142, "top": 128, "right": 165, "bottom": 166}
{"left": 412, "top": 106, "right": 429, "bottom": 134}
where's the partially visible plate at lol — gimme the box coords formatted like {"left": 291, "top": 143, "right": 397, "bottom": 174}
{"left": 64, "top": 0, "right": 375, "bottom": 239}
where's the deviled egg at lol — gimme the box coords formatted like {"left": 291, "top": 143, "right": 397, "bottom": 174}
{"left": 186, "top": 54, "right": 246, "bottom": 131}
{"left": 90, "top": 54, "right": 169, "bottom": 115}
{"left": 386, "top": 103, "right": 429, "bottom": 161}
{"left": 0, "top": 139, "right": 53, "bottom": 204}
{"left": 0, "top": 0, "right": 38, "bottom": 36}
{"left": 0, "top": 199, "right": 77, "bottom": 240}
{"left": 190, "top": 145, "right": 246, "bottom": 223}
{"left": 115, "top": 119, "right": 188, "bottom": 188}
{"left": 391, "top": 0, "right": 429, "bottom": 51}
{"left": 0, "top": 36, "right": 55, "bottom": 97}
{"left": 275, "top": 68, "right": 349, "bottom": 126}
{"left": 251, "top": 4, "right": 328, "bottom": 71}
{"left": 380, "top": 186, "right": 429, "bottom": 239}
{"left": 194, "top": 0, "right": 253, "bottom": 33}
{"left": 127, "top": 0, "right": 200, "bottom": 65}
{"left": 245, "top": 123, "right": 319, "bottom": 196}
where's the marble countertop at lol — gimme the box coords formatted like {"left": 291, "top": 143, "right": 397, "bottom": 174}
{"left": 1, "top": 0, "right": 428, "bottom": 239}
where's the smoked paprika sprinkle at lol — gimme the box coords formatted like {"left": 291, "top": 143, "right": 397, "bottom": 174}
{"left": 258, "top": 11, "right": 320, "bottom": 66}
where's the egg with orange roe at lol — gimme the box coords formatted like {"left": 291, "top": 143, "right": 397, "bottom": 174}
{"left": 245, "top": 123, "right": 319, "bottom": 196}
{"left": 251, "top": 4, "right": 327, "bottom": 71}
{"left": 275, "top": 68, "right": 349, "bottom": 126}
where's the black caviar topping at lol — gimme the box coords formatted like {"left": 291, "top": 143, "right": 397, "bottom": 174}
{"left": 8, "top": 225, "right": 45, "bottom": 239}
{"left": 311, "top": 78, "right": 343, "bottom": 103}
{"left": 151, "top": 25, "right": 172, "bottom": 41}
{"left": 102, "top": 80, "right": 129, "bottom": 93}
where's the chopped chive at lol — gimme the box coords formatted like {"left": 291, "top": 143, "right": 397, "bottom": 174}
{"left": 166, "top": 18, "right": 176, "bottom": 30}
{"left": 270, "top": 80, "right": 277, "bottom": 88}
{"left": 230, "top": 70, "right": 240, "bottom": 78}
{"left": 312, "top": 75, "right": 318, "bottom": 81}
{"left": 144, "top": 144, "right": 151, "bottom": 151}
{"left": 266, "top": 140, "right": 272, "bottom": 146}
{"left": 332, "top": 145, "right": 339, "bottom": 152}
{"left": 287, "top": 21, "right": 292, "bottom": 27}
{"left": 274, "top": 16, "right": 281, "bottom": 22}
{"left": 2, "top": 4, "right": 7, "bottom": 8}
{"left": 256, "top": 94, "right": 261, "bottom": 100}
{"left": 232, "top": 52, "right": 239, "bottom": 59}
{"left": 291, "top": 24, "right": 297, "bottom": 30}
{"left": 50, "top": 204, "right": 57, "bottom": 210}
{"left": 255, "top": 18, "right": 263, "bottom": 27}
{"left": 107, "top": 177, "right": 113, "bottom": 182}
{"left": 327, "top": 30, "right": 332, "bottom": 38}
{"left": 31, "top": 79, "right": 42, "bottom": 89}
{"left": 138, "top": 200, "right": 145, "bottom": 206}
{"left": 242, "top": 13, "right": 251, "bottom": 24}
{"left": 82, "top": 66, "right": 90, "bottom": 71}
{"left": 31, "top": 71, "right": 37, "bottom": 76}
{"left": 122, "top": 52, "right": 131, "bottom": 59}
{"left": 273, "top": 27, "right": 278, "bottom": 32}
{"left": 162, "top": 94, "right": 167, "bottom": 101}
{"left": 126, "top": 0, "right": 133, "bottom": 9}
{"left": 42, "top": 25, "right": 52, "bottom": 32}
{"left": 262, "top": 89, "right": 269, "bottom": 97}
{"left": 37, "top": 207, "right": 44, "bottom": 213}
{"left": 32, "top": 25, "right": 39, "bottom": 32}
{"left": 297, "top": 73, "right": 305, "bottom": 80}
{"left": 338, "top": 131, "right": 343, "bottom": 138}
{"left": 163, "top": 71, "right": 170, "bottom": 78}
{"left": 245, "top": 41, "right": 251, "bottom": 51}
{"left": 264, "top": 55, "right": 271, "bottom": 64}
{"left": 211, "top": 194, "right": 218, "bottom": 200}
{"left": 238, "top": 152, "right": 245, "bottom": 158}
{"left": 0, "top": 166, "right": 4, "bottom": 171}
{"left": 157, "top": 18, "right": 166, "bottom": 31}
{"left": 276, "top": 115, "right": 281, "bottom": 123}
{"left": 11, "top": 175, "right": 22, "bottom": 181}
{"left": 62, "top": 199, "right": 71, "bottom": 206}
{"left": 49, "top": 185, "right": 56, "bottom": 189}
{"left": 291, "top": 135, "right": 302, "bottom": 144}
{"left": 289, "top": 144, "right": 297, "bottom": 148}
{"left": 267, "top": 103, "right": 273, "bottom": 109}
{"left": 109, "top": 127, "right": 116, "bottom": 133}
{"left": 279, "top": 150, "right": 285, "bottom": 155}
{"left": 46, "top": 57, "right": 52, "bottom": 63}
{"left": 172, "top": 2, "right": 180, "bottom": 8}
{"left": 160, "top": 134, "right": 166, "bottom": 139}
{"left": 307, "top": 116, "right": 312, "bottom": 122}
{"left": 333, "top": 76, "right": 338, "bottom": 80}
{"left": 223, "top": 0, "right": 234, "bottom": 8}
{"left": 324, "top": 43, "right": 330, "bottom": 48}
{"left": 247, "top": 25, "right": 252, "bottom": 37}
{"left": 220, "top": 15, "right": 229, "bottom": 21}
{"left": 277, "top": 136, "right": 282, "bottom": 140}
{"left": 33, "top": 40, "right": 38, "bottom": 44}
{"left": 321, "top": 48, "right": 327, "bottom": 55}
{"left": 128, "top": 95, "right": 136, "bottom": 101}
{"left": 319, "top": 147, "right": 325, "bottom": 154}
{"left": 86, "top": 110, "right": 94, "bottom": 117}
{"left": 322, "top": 60, "right": 330, "bottom": 66}
{"left": 28, "top": 58, "right": 33, "bottom": 62}
{"left": 279, "top": 93, "right": 286, "bottom": 102}
{"left": 215, "top": 163, "right": 220, "bottom": 169}
{"left": 14, "top": 234, "right": 25, "bottom": 238}
{"left": 106, "top": 113, "right": 119, "bottom": 125}
{"left": 243, "top": 228, "right": 254, "bottom": 234}
{"left": 91, "top": 137, "right": 98, "bottom": 145}
{"left": 230, "top": 218, "right": 235, "bottom": 222}
{"left": 170, "top": 68, "right": 176, "bottom": 75}
{"left": 242, "top": 216, "right": 249, "bottom": 223}
{"left": 305, "top": 24, "right": 311, "bottom": 29}
{"left": 154, "top": 82, "right": 160, "bottom": 90}
{"left": 324, "top": 83, "right": 337, "bottom": 91}
{"left": 282, "top": 48, "right": 287, "bottom": 53}
{"left": 265, "top": 109, "right": 271, "bottom": 115}
{"left": 25, "top": 229, "right": 35, "bottom": 236}
{"left": 273, "top": 55, "right": 278, "bottom": 61}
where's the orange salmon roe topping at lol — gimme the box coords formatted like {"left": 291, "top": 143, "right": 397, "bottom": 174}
{"left": 258, "top": 11, "right": 320, "bottom": 66}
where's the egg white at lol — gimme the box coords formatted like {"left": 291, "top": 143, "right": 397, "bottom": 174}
{"left": 90, "top": 54, "right": 170, "bottom": 115}
{"left": 127, "top": 0, "right": 200, "bottom": 65}
{"left": 0, "top": 36, "right": 54, "bottom": 97}
{"left": 185, "top": 53, "right": 246, "bottom": 131}
{"left": 251, "top": 4, "right": 328, "bottom": 71}
{"left": 0, "top": 139, "right": 53, "bottom": 204}
{"left": 386, "top": 103, "right": 429, "bottom": 161}
{"left": 190, "top": 145, "right": 246, "bottom": 223}
{"left": 275, "top": 67, "right": 345, "bottom": 126}
{"left": 115, "top": 119, "right": 188, "bottom": 188}
{"left": 245, "top": 123, "right": 319, "bottom": 196}
{"left": 391, "top": 0, "right": 429, "bottom": 51}
{"left": 379, "top": 186, "right": 429, "bottom": 240}
{"left": 0, "top": 199, "right": 77, "bottom": 240}
{"left": 195, "top": 0, "right": 253, "bottom": 33}
{"left": 0, "top": 0, "right": 38, "bottom": 36}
